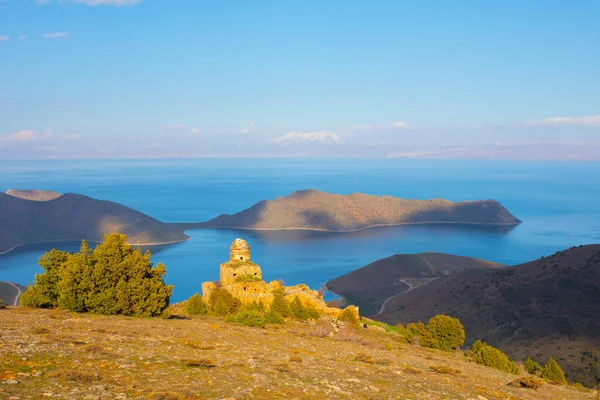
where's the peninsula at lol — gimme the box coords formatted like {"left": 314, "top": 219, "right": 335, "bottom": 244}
{"left": 0, "top": 190, "right": 189, "bottom": 254}
{"left": 196, "top": 189, "right": 521, "bottom": 231}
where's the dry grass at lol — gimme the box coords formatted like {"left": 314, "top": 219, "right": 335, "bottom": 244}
{"left": 184, "top": 359, "right": 215, "bottom": 368}
{"left": 31, "top": 327, "right": 50, "bottom": 335}
{"left": 510, "top": 376, "right": 545, "bottom": 389}
{"left": 430, "top": 365, "right": 461, "bottom": 376}
{"left": 0, "top": 307, "right": 596, "bottom": 400}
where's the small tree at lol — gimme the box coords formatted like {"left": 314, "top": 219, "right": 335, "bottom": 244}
{"left": 426, "top": 314, "right": 466, "bottom": 352}
{"left": 338, "top": 307, "right": 360, "bottom": 328}
{"left": 406, "top": 321, "right": 438, "bottom": 347}
{"left": 226, "top": 309, "right": 265, "bottom": 328}
{"left": 542, "top": 357, "right": 567, "bottom": 385}
{"left": 524, "top": 357, "right": 543, "bottom": 375}
{"left": 290, "top": 296, "right": 308, "bottom": 320}
{"left": 270, "top": 289, "right": 291, "bottom": 318}
{"left": 209, "top": 287, "right": 241, "bottom": 317}
{"left": 470, "top": 340, "right": 520, "bottom": 374}
{"left": 185, "top": 293, "right": 208, "bottom": 316}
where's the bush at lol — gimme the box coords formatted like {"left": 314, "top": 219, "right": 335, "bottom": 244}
{"left": 406, "top": 321, "right": 438, "bottom": 347}
{"left": 244, "top": 300, "right": 265, "bottom": 313}
{"left": 524, "top": 357, "right": 543, "bottom": 375}
{"left": 270, "top": 290, "right": 292, "bottom": 318}
{"left": 226, "top": 309, "right": 265, "bottom": 328}
{"left": 430, "top": 365, "right": 461, "bottom": 375}
{"left": 265, "top": 309, "right": 285, "bottom": 324}
{"left": 542, "top": 357, "right": 567, "bottom": 385}
{"left": 338, "top": 307, "right": 359, "bottom": 327}
{"left": 209, "top": 287, "right": 241, "bottom": 317}
{"left": 509, "top": 376, "right": 545, "bottom": 389}
{"left": 289, "top": 296, "right": 319, "bottom": 320}
{"left": 470, "top": 340, "right": 520, "bottom": 374}
{"left": 426, "top": 315, "right": 466, "bottom": 352}
{"left": 185, "top": 293, "right": 208, "bottom": 316}
{"left": 20, "top": 236, "right": 172, "bottom": 317}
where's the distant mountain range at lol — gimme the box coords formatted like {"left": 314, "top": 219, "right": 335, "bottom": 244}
{"left": 0, "top": 190, "right": 189, "bottom": 254}
{"left": 327, "top": 245, "right": 600, "bottom": 387}
{"left": 195, "top": 189, "right": 521, "bottom": 231}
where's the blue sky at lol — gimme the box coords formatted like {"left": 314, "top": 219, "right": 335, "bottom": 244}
{"left": 0, "top": 0, "right": 599, "bottom": 159}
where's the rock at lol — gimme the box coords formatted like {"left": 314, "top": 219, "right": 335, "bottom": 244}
{"left": 4, "top": 379, "right": 19, "bottom": 384}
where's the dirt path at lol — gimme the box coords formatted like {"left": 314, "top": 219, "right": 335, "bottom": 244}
{"left": 370, "top": 279, "right": 414, "bottom": 318}
{"left": 1, "top": 281, "right": 23, "bottom": 306}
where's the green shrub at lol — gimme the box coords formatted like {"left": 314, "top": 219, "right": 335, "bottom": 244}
{"left": 289, "top": 296, "right": 319, "bottom": 320}
{"left": 265, "top": 309, "right": 285, "bottom": 324}
{"left": 426, "top": 314, "right": 466, "bottom": 352}
{"left": 406, "top": 321, "right": 438, "bottom": 347}
{"left": 470, "top": 340, "right": 520, "bottom": 374}
{"left": 524, "top": 357, "right": 543, "bottom": 375}
{"left": 542, "top": 357, "right": 567, "bottom": 385}
{"left": 20, "top": 236, "right": 172, "bottom": 317}
{"left": 510, "top": 376, "right": 545, "bottom": 389}
{"left": 226, "top": 309, "right": 265, "bottom": 328}
{"left": 209, "top": 287, "right": 241, "bottom": 317}
{"left": 185, "top": 293, "right": 208, "bottom": 316}
{"left": 270, "top": 290, "right": 292, "bottom": 318}
{"left": 338, "top": 307, "right": 359, "bottom": 327}
{"left": 243, "top": 300, "right": 265, "bottom": 313}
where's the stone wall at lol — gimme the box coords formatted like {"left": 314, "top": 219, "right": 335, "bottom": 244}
{"left": 220, "top": 261, "right": 262, "bottom": 286}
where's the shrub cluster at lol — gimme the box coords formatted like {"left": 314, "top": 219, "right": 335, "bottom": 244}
{"left": 403, "top": 315, "right": 465, "bottom": 351}
{"left": 524, "top": 357, "right": 543, "bottom": 375}
{"left": 541, "top": 357, "right": 567, "bottom": 385}
{"left": 185, "top": 293, "right": 208, "bottom": 316}
{"left": 20, "top": 234, "right": 172, "bottom": 317}
{"left": 470, "top": 340, "right": 520, "bottom": 374}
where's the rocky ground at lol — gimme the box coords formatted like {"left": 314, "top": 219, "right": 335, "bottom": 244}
{"left": 1, "top": 306, "right": 597, "bottom": 400}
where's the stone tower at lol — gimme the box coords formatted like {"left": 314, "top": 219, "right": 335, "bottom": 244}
{"left": 230, "top": 238, "right": 250, "bottom": 262}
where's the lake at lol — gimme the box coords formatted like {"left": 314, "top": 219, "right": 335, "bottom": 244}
{"left": 1, "top": 158, "right": 600, "bottom": 303}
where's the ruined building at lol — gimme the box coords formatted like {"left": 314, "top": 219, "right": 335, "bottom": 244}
{"left": 201, "top": 238, "right": 359, "bottom": 319}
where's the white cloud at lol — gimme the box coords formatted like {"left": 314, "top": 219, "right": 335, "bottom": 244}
{"left": 270, "top": 131, "right": 345, "bottom": 145}
{"left": 391, "top": 121, "right": 408, "bottom": 128}
{"left": 525, "top": 115, "right": 600, "bottom": 127}
{"left": 0, "top": 130, "right": 39, "bottom": 142}
{"left": 190, "top": 127, "right": 199, "bottom": 135}
{"left": 44, "top": 32, "right": 69, "bottom": 39}
{"left": 238, "top": 127, "right": 250, "bottom": 134}
{"left": 162, "top": 123, "right": 185, "bottom": 130}
{"left": 18, "top": 35, "right": 28, "bottom": 40}
{"left": 0, "top": 36, "right": 8, "bottom": 42}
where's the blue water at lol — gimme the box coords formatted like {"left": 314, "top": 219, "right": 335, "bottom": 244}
{"left": 1, "top": 159, "right": 600, "bottom": 303}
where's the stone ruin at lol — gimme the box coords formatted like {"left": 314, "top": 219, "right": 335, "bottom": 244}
{"left": 201, "top": 238, "right": 359, "bottom": 319}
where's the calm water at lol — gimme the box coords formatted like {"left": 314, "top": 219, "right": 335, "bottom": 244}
{"left": 1, "top": 159, "right": 599, "bottom": 302}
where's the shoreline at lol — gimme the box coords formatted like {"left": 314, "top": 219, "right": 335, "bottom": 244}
{"left": 188, "top": 220, "right": 521, "bottom": 234}
{"left": 0, "top": 237, "right": 190, "bottom": 256}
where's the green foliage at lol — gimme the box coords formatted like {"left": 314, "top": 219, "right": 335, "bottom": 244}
{"left": 20, "top": 236, "right": 172, "bottom": 317}
{"left": 226, "top": 309, "right": 265, "bottom": 328}
{"left": 270, "top": 290, "right": 292, "bottom": 318}
{"left": 364, "top": 319, "right": 403, "bottom": 335}
{"left": 243, "top": 300, "right": 266, "bottom": 314}
{"left": 234, "top": 274, "right": 262, "bottom": 282}
{"left": 470, "top": 340, "right": 520, "bottom": 374}
{"left": 185, "top": 293, "right": 208, "bottom": 316}
{"left": 265, "top": 309, "right": 285, "bottom": 324}
{"left": 209, "top": 287, "right": 241, "bottom": 317}
{"left": 426, "top": 314, "right": 466, "bottom": 352}
{"left": 405, "top": 321, "right": 438, "bottom": 347}
{"left": 542, "top": 357, "right": 567, "bottom": 385}
{"left": 289, "top": 296, "right": 319, "bottom": 320}
{"left": 338, "top": 307, "right": 359, "bottom": 327}
{"left": 524, "top": 357, "right": 543, "bottom": 375}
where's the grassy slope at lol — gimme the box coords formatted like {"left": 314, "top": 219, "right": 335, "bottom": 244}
{"left": 379, "top": 245, "right": 600, "bottom": 387}
{"left": 0, "top": 307, "right": 596, "bottom": 399}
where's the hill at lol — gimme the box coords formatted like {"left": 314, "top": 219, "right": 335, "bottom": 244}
{"left": 370, "top": 245, "right": 600, "bottom": 387}
{"left": 0, "top": 281, "right": 26, "bottom": 306}
{"left": 0, "top": 307, "right": 595, "bottom": 399}
{"left": 196, "top": 189, "right": 521, "bottom": 231}
{"left": 0, "top": 190, "right": 189, "bottom": 254}
{"left": 326, "top": 252, "right": 506, "bottom": 316}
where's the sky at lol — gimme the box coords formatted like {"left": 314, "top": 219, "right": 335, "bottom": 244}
{"left": 0, "top": 0, "right": 599, "bottom": 159}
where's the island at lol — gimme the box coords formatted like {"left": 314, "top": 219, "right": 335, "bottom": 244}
{"left": 195, "top": 189, "right": 521, "bottom": 231}
{"left": 0, "top": 189, "right": 189, "bottom": 254}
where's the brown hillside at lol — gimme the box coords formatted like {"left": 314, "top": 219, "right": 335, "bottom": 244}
{"left": 376, "top": 245, "right": 600, "bottom": 387}
{"left": 326, "top": 253, "right": 506, "bottom": 316}
{"left": 198, "top": 189, "right": 521, "bottom": 231}
{"left": 0, "top": 191, "right": 189, "bottom": 254}
{"left": 0, "top": 307, "right": 596, "bottom": 399}
{"left": 6, "top": 189, "right": 62, "bottom": 201}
